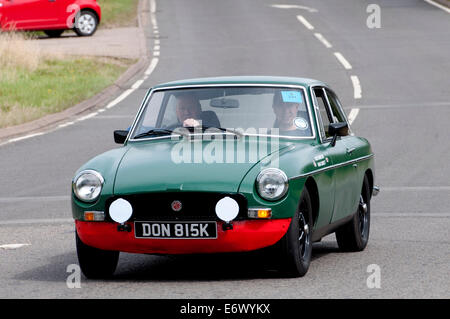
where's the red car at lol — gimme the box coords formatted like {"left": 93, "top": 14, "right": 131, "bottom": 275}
{"left": 0, "top": 0, "right": 101, "bottom": 37}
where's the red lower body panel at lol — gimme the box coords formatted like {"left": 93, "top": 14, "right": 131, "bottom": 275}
{"left": 75, "top": 219, "right": 291, "bottom": 254}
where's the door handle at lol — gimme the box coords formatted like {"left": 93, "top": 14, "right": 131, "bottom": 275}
{"left": 346, "top": 147, "right": 356, "bottom": 155}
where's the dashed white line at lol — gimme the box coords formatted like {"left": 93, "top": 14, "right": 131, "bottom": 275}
{"left": 150, "top": 0, "right": 156, "bottom": 14}
{"left": 314, "top": 33, "right": 332, "bottom": 48}
{"left": 7, "top": 132, "right": 45, "bottom": 143}
{"left": 347, "top": 108, "right": 360, "bottom": 125}
{"left": 105, "top": 89, "right": 134, "bottom": 109}
{"left": 145, "top": 57, "right": 159, "bottom": 76}
{"left": 296, "top": 15, "right": 314, "bottom": 30}
{"left": 131, "top": 79, "right": 145, "bottom": 90}
{"left": 270, "top": 4, "right": 318, "bottom": 12}
{"left": 423, "top": 0, "right": 450, "bottom": 13}
{"left": 334, "top": 52, "right": 352, "bottom": 70}
{"left": 0, "top": 244, "right": 31, "bottom": 250}
{"left": 350, "top": 75, "right": 362, "bottom": 99}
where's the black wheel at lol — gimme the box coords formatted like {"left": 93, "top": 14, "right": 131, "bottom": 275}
{"left": 73, "top": 10, "right": 98, "bottom": 37}
{"left": 76, "top": 231, "right": 119, "bottom": 279}
{"left": 335, "top": 175, "right": 371, "bottom": 252}
{"left": 278, "top": 187, "right": 313, "bottom": 277}
{"left": 44, "top": 30, "right": 64, "bottom": 38}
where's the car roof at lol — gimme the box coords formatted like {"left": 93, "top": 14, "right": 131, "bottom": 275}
{"left": 152, "top": 76, "right": 327, "bottom": 90}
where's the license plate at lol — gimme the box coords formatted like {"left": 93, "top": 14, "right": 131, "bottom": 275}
{"left": 134, "top": 221, "right": 217, "bottom": 239}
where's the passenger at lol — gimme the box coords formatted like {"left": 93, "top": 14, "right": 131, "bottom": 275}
{"left": 272, "top": 92, "right": 301, "bottom": 133}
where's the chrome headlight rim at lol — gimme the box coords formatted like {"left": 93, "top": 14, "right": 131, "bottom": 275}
{"left": 72, "top": 169, "right": 104, "bottom": 203}
{"left": 256, "top": 168, "right": 289, "bottom": 201}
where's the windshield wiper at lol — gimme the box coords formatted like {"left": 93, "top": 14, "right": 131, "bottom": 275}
{"left": 133, "top": 128, "right": 187, "bottom": 139}
{"left": 184, "top": 126, "right": 243, "bottom": 137}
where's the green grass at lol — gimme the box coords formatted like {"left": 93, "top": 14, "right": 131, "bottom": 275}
{"left": 0, "top": 57, "right": 132, "bottom": 128}
{"left": 99, "top": 0, "right": 140, "bottom": 28}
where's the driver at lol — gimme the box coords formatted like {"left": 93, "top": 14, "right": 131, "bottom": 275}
{"left": 176, "top": 94, "right": 203, "bottom": 127}
{"left": 272, "top": 93, "right": 300, "bottom": 132}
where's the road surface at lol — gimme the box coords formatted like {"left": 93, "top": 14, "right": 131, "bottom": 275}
{"left": 0, "top": 0, "right": 449, "bottom": 298}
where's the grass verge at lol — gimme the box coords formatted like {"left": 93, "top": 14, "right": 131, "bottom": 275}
{"left": 99, "top": 0, "right": 140, "bottom": 28}
{"left": 0, "top": 33, "right": 133, "bottom": 129}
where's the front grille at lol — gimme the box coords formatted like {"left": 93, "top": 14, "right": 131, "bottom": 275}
{"left": 105, "top": 192, "right": 248, "bottom": 221}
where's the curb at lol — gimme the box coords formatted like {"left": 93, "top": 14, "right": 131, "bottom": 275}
{"left": 0, "top": 0, "right": 150, "bottom": 143}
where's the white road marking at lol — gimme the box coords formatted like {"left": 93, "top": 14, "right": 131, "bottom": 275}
{"left": 131, "top": 79, "right": 145, "bottom": 90}
{"left": 423, "top": 0, "right": 450, "bottom": 13}
{"left": 105, "top": 89, "right": 134, "bottom": 109}
{"left": 334, "top": 52, "right": 352, "bottom": 70}
{"left": 296, "top": 15, "right": 314, "bottom": 30}
{"left": 0, "top": 244, "right": 31, "bottom": 250}
{"left": 150, "top": 0, "right": 156, "bottom": 14}
{"left": 145, "top": 57, "right": 159, "bottom": 76}
{"left": 350, "top": 75, "right": 362, "bottom": 99}
{"left": 270, "top": 4, "right": 318, "bottom": 12}
{"left": 76, "top": 112, "right": 98, "bottom": 122}
{"left": 58, "top": 122, "right": 74, "bottom": 128}
{"left": 313, "top": 33, "right": 332, "bottom": 48}
{"left": 7, "top": 132, "right": 45, "bottom": 143}
{"left": 347, "top": 108, "right": 360, "bottom": 125}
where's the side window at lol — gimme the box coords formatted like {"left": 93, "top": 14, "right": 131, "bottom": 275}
{"left": 325, "top": 89, "right": 346, "bottom": 124}
{"left": 313, "top": 88, "right": 332, "bottom": 139}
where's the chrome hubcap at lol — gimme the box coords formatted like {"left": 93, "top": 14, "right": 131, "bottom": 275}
{"left": 77, "top": 14, "right": 96, "bottom": 34}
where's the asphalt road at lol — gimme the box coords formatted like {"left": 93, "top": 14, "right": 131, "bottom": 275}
{"left": 0, "top": 0, "right": 449, "bottom": 299}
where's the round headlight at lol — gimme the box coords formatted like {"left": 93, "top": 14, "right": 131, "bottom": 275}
{"left": 256, "top": 168, "right": 289, "bottom": 201}
{"left": 73, "top": 170, "right": 104, "bottom": 202}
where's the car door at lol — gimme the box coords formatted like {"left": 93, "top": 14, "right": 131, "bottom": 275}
{"left": 309, "top": 87, "right": 335, "bottom": 230}
{"left": 312, "top": 87, "right": 356, "bottom": 224}
{"left": 323, "top": 88, "right": 361, "bottom": 222}
{"left": 325, "top": 89, "right": 363, "bottom": 216}
{"left": 2, "top": 0, "right": 59, "bottom": 30}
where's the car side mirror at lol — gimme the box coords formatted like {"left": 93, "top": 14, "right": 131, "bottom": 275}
{"left": 114, "top": 130, "right": 129, "bottom": 144}
{"left": 328, "top": 122, "right": 349, "bottom": 147}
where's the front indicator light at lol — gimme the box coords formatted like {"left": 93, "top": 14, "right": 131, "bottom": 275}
{"left": 248, "top": 208, "right": 272, "bottom": 219}
{"left": 84, "top": 211, "right": 105, "bottom": 221}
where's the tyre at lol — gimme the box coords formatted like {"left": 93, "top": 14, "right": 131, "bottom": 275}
{"left": 335, "top": 175, "right": 371, "bottom": 252}
{"left": 44, "top": 30, "right": 64, "bottom": 38}
{"left": 74, "top": 10, "right": 98, "bottom": 37}
{"left": 76, "top": 231, "right": 119, "bottom": 279}
{"left": 278, "top": 187, "right": 313, "bottom": 277}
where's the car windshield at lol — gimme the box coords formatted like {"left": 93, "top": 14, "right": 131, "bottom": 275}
{"left": 130, "top": 86, "right": 313, "bottom": 139}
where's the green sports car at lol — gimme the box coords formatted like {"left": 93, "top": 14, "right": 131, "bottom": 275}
{"left": 72, "top": 76, "right": 379, "bottom": 278}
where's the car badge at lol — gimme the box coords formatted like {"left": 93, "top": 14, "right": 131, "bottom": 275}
{"left": 171, "top": 200, "right": 182, "bottom": 212}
